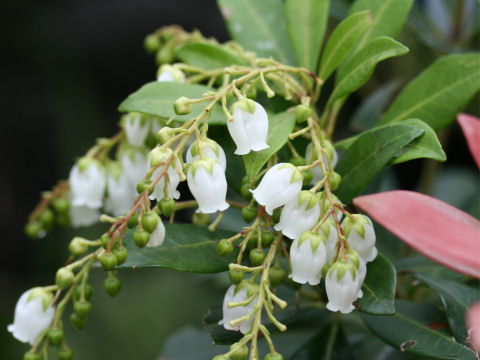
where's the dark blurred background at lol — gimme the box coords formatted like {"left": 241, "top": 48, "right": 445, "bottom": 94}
{"left": 1, "top": 0, "right": 478, "bottom": 359}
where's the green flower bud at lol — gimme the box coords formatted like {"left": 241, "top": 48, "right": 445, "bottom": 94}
{"left": 249, "top": 249, "right": 266, "bottom": 266}
{"left": 99, "top": 252, "right": 117, "bottom": 271}
{"left": 55, "top": 267, "right": 74, "bottom": 290}
{"left": 47, "top": 328, "right": 64, "bottom": 346}
{"left": 302, "top": 170, "right": 313, "bottom": 186}
{"left": 101, "top": 233, "right": 117, "bottom": 249}
{"left": 73, "top": 300, "right": 91, "bottom": 319}
{"left": 144, "top": 34, "right": 160, "bottom": 53}
{"left": 269, "top": 265, "right": 286, "bottom": 287}
{"left": 133, "top": 230, "right": 150, "bottom": 248}
{"left": 241, "top": 207, "right": 258, "bottom": 223}
{"left": 264, "top": 353, "right": 284, "bottom": 360}
{"left": 136, "top": 179, "right": 152, "bottom": 194}
{"left": 25, "top": 221, "right": 43, "bottom": 240}
{"left": 142, "top": 212, "right": 160, "bottom": 233}
{"left": 240, "top": 183, "right": 252, "bottom": 201}
{"left": 127, "top": 212, "right": 139, "bottom": 228}
{"left": 113, "top": 247, "right": 128, "bottom": 265}
{"left": 75, "top": 284, "right": 93, "bottom": 301}
{"left": 52, "top": 198, "right": 70, "bottom": 214}
{"left": 289, "top": 156, "right": 306, "bottom": 167}
{"left": 104, "top": 277, "right": 122, "bottom": 297}
{"left": 69, "top": 237, "right": 88, "bottom": 256}
{"left": 158, "top": 198, "right": 176, "bottom": 217}
{"left": 272, "top": 208, "right": 281, "bottom": 224}
{"left": 261, "top": 232, "right": 275, "bottom": 248}
{"left": 155, "top": 46, "right": 174, "bottom": 65}
{"left": 57, "top": 348, "right": 74, "bottom": 360}
{"left": 39, "top": 208, "right": 55, "bottom": 231}
{"left": 228, "top": 269, "right": 244, "bottom": 284}
{"left": 212, "top": 356, "right": 228, "bottom": 360}
{"left": 156, "top": 127, "right": 174, "bottom": 145}
{"left": 174, "top": 96, "right": 192, "bottom": 115}
{"left": 230, "top": 343, "right": 249, "bottom": 360}
{"left": 23, "top": 352, "right": 41, "bottom": 360}
{"left": 217, "top": 239, "right": 233, "bottom": 256}
{"left": 329, "top": 172, "right": 342, "bottom": 190}
{"left": 295, "top": 104, "right": 312, "bottom": 123}
{"left": 56, "top": 214, "right": 71, "bottom": 227}
{"left": 70, "top": 312, "right": 86, "bottom": 330}
{"left": 192, "top": 212, "right": 211, "bottom": 225}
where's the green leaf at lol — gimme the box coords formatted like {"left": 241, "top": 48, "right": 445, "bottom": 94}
{"left": 328, "top": 36, "right": 409, "bottom": 105}
{"left": 394, "top": 255, "right": 465, "bottom": 281}
{"left": 362, "top": 300, "right": 476, "bottom": 360}
{"left": 390, "top": 119, "right": 446, "bottom": 164}
{"left": 416, "top": 274, "right": 480, "bottom": 343}
{"left": 381, "top": 53, "right": 480, "bottom": 130}
{"left": 118, "top": 82, "right": 226, "bottom": 125}
{"left": 243, "top": 110, "right": 296, "bottom": 179}
{"left": 317, "top": 10, "right": 372, "bottom": 81}
{"left": 349, "top": 0, "right": 414, "bottom": 51}
{"left": 118, "top": 224, "right": 237, "bottom": 273}
{"left": 285, "top": 0, "right": 330, "bottom": 72}
{"left": 357, "top": 253, "right": 396, "bottom": 315}
{"left": 217, "top": 0, "right": 295, "bottom": 65}
{"left": 177, "top": 42, "right": 248, "bottom": 69}
{"left": 337, "top": 119, "right": 446, "bottom": 164}
{"left": 335, "top": 124, "right": 424, "bottom": 204}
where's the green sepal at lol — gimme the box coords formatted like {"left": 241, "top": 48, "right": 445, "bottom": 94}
{"left": 342, "top": 214, "right": 369, "bottom": 238}
{"left": 279, "top": 163, "right": 303, "bottom": 184}
{"left": 28, "top": 287, "right": 53, "bottom": 312}
{"left": 231, "top": 98, "right": 256, "bottom": 114}
{"left": 174, "top": 96, "right": 192, "bottom": 115}
{"left": 106, "top": 161, "right": 123, "bottom": 181}
{"left": 149, "top": 147, "right": 173, "bottom": 167}
{"left": 320, "top": 218, "right": 335, "bottom": 238}
{"left": 298, "top": 230, "right": 326, "bottom": 253}
{"left": 190, "top": 138, "right": 220, "bottom": 158}
{"left": 77, "top": 157, "right": 102, "bottom": 173}
{"left": 191, "top": 158, "right": 216, "bottom": 177}
{"left": 298, "top": 190, "right": 319, "bottom": 210}
{"left": 157, "top": 64, "right": 185, "bottom": 82}
{"left": 329, "top": 261, "right": 357, "bottom": 282}
{"left": 345, "top": 249, "right": 361, "bottom": 269}
{"left": 235, "top": 279, "right": 259, "bottom": 298}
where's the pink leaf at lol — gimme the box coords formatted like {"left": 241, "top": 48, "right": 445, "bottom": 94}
{"left": 354, "top": 190, "right": 480, "bottom": 278}
{"left": 457, "top": 113, "right": 480, "bottom": 170}
{"left": 466, "top": 302, "right": 480, "bottom": 350}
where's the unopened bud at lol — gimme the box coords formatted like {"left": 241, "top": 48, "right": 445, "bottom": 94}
{"left": 230, "top": 343, "right": 249, "bottom": 360}
{"left": 99, "top": 252, "right": 117, "bottom": 271}
{"left": 56, "top": 267, "right": 74, "bottom": 290}
{"left": 192, "top": 212, "right": 211, "bottom": 225}
{"left": 269, "top": 265, "right": 286, "bottom": 287}
{"left": 295, "top": 104, "right": 312, "bottom": 123}
{"left": 174, "top": 96, "right": 192, "bottom": 115}
{"left": 329, "top": 172, "right": 342, "bottom": 190}
{"left": 73, "top": 300, "right": 91, "bottom": 319}
{"left": 241, "top": 206, "right": 258, "bottom": 223}
{"left": 144, "top": 34, "right": 160, "bottom": 53}
{"left": 289, "top": 156, "right": 306, "bottom": 167}
{"left": 142, "top": 212, "right": 160, "bottom": 233}
{"left": 47, "top": 328, "right": 64, "bottom": 346}
{"left": 104, "top": 277, "right": 122, "bottom": 297}
{"left": 217, "top": 239, "right": 233, "bottom": 256}
{"left": 56, "top": 348, "right": 74, "bottom": 360}
{"left": 113, "top": 247, "right": 128, "bottom": 265}
{"left": 158, "top": 198, "right": 176, "bottom": 217}
{"left": 69, "top": 237, "right": 88, "bottom": 256}
{"left": 249, "top": 249, "right": 266, "bottom": 266}
{"left": 133, "top": 230, "right": 150, "bottom": 248}
{"left": 228, "top": 269, "right": 244, "bottom": 284}
{"left": 156, "top": 127, "right": 174, "bottom": 144}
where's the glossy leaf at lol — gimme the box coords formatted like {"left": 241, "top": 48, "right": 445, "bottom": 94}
{"left": 381, "top": 53, "right": 480, "bottom": 130}
{"left": 458, "top": 113, "right": 480, "bottom": 169}
{"left": 335, "top": 124, "right": 423, "bottom": 204}
{"left": 349, "top": 0, "right": 414, "bottom": 51}
{"left": 217, "top": 0, "right": 295, "bottom": 65}
{"left": 353, "top": 190, "right": 480, "bottom": 278}
{"left": 118, "top": 224, "right": 237, "bottom": 273}
{"left": 317, "top": 10, "right": 372, "bottom": 81}
{"left": 118, "top": 82, "right": 226, "bottom": 125}
{"left": 177, "top": 42, "right": 248, "bottom": 69}
{"left": 285, "top": 0, "right": 329, "bottom": 72}
{"left": 357, "top": 253, "right": 396, "bottom": 315}
{"left": 362, "top": 300, "right": 476, "bottom": 360}
{"left": 243, "top": 110, "right": 296, "bottom": 179}
{"left": 337, "top": 119, "right": 446, "bottom": 164}
{"left": 416, "top": 274, "right": 480, "bottom": 343}
{"left": 394, "top": 255, "right": 464, "bottom": 281}
{"left": 328, "top": 37, "right": 409, "bottom": 105}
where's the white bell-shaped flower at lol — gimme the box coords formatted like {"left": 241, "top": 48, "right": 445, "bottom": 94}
{"left": 186, "top": 139, "right": 227, "bottom": 170}
{"left": 104, "top": 164, "right": 137, "bottom": 216}
{"left": 8, "top": 288, "right": 55, "bottom": 345}
{"left": 305, "top": 141, "right": 338, "bottom": 184}
{"left": 227, "top": 99, "right": 269, "bottom": 155}
{"left": 148, "top": 147, "right": 181, "bottom": 200}
{"left": 121, "top": 149, "right": 148, "bottom": 188}
{"left": 187, "top": 159, "right": 229, "bottom": 214}
{"left": 274, "top": 191, "right": 320, "bottom": 240}
{"left": 319, "top": 219, "right": 339, "bottom": 264}
{"left": 218, "top": 282, "right": 258, "bottom": 334}
{"left": 69, "top": 158, "right": 106, "bottom": 209}
{"left": 146, "top": 220, "right": 166, "bottom": 248}
{"left": 156, "top": 64, "right": 185, "bottom": 82}
{"left": 69, "top": 204, "right": 100, "bottom": 227}
{"left": 325, "top": 261, "right": 359, "bottom": 314}
{"left": 342, "top": 214, "right": 377, "bottom": 262}
{"left": 124, "top": 113, "right": 149, "bottom": 147}
{"left": 345, "top": 250, "right": 367, "bottom": 299}
{"left": 289, "top": 231, "right": 327, "bottom": 285}
{"left": 251, "top": 163, "right": 303, "bottom": 215}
